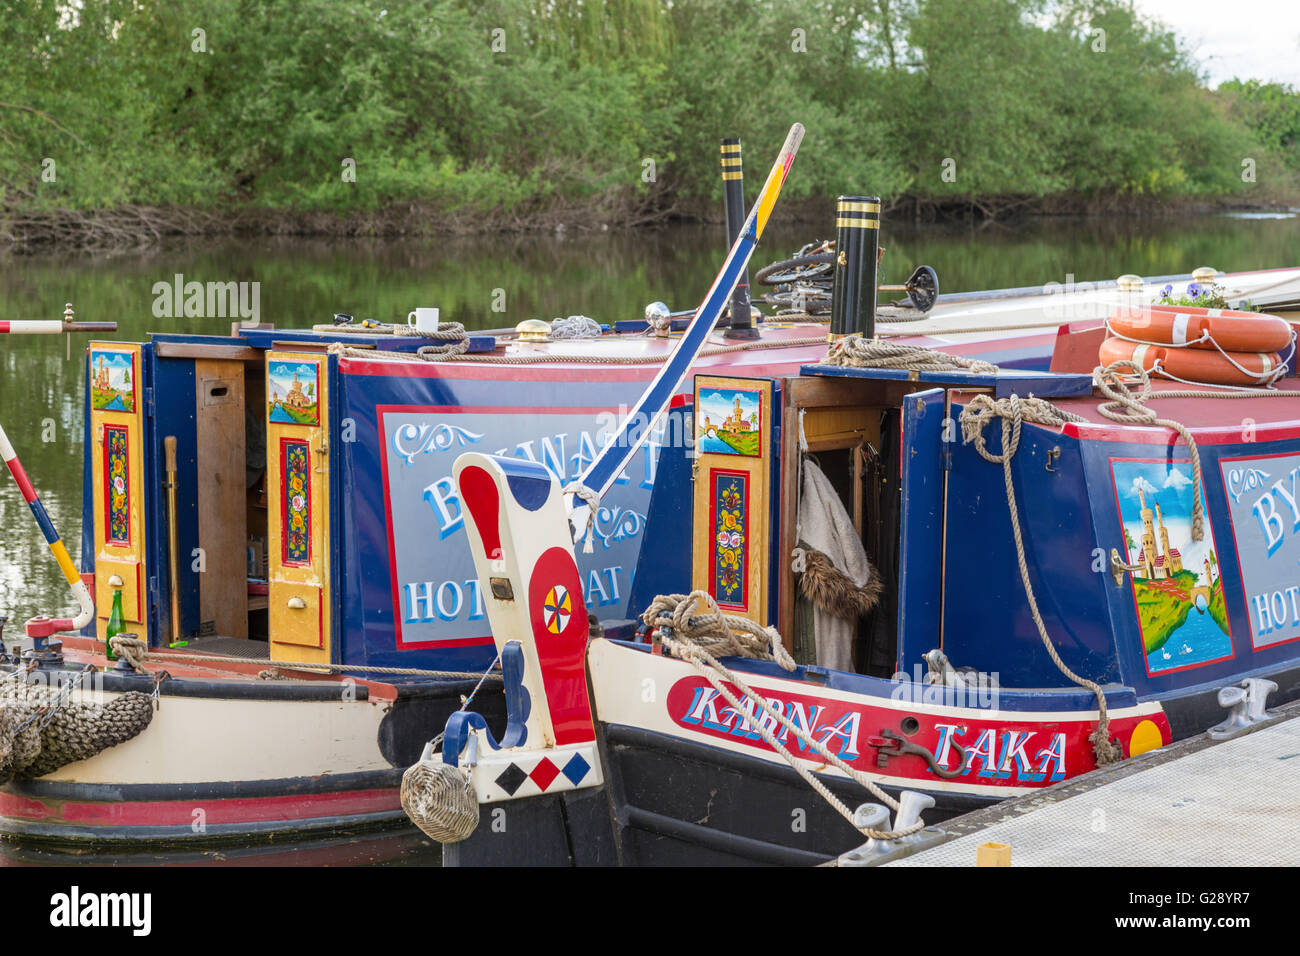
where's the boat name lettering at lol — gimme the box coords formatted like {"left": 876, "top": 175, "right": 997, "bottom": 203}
{"left": 403, "top": 566, "right": 625, "bottom": 623}
{"left": 667, "top": 679, "right": 1071, "bottom": 784}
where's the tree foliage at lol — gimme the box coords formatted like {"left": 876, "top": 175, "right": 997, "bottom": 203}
{"left": 0, "top": 0, "right": 1295, "bottom": 230}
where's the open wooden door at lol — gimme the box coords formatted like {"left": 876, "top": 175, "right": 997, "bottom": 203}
{"left": 690, "top": 376, "right": 774, "bottom": 626}
{"left": 266, "top": 351, "right": 331, "bottom": 666}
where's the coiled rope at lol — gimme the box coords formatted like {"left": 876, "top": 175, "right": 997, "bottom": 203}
{"left": 642, "top": 591, "right": 923, "bottom": 841}
{"left": 825, "top": 336, "right": 998, "bottom": 374}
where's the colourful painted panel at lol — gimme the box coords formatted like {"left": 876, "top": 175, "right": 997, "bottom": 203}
{"left": 1111, "top": 458, "right": 1233, "bottom": 675}
{"left": 282, "top": 438, "right": 312, "bottom": 566}
{"left": 268, "top": 359, "right": 320, "bottom": 426}
{"left": 90, "top": 349, "right": 136, "bottom": 412}
{"left": 104, "top": 425, "right": 130, "bottom": 547}
{"left": 711, "top": 470, "right": 749, "bottom": 609}
{"left": 696, "top": 385, "right": 762, "bottom": 457}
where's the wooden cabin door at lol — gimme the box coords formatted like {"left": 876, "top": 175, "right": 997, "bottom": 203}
{"left": 690, "top": 375, "right": 774, "bottom": 626}
{"left": 266, "top": 351, "right": 332, "bottom": 666}
{"left": 89, "top": 343, "right": 150, "bottom": 642}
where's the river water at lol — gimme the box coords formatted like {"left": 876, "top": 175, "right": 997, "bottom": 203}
{"left": 0, "top": 213, "right": 1297, "bottom": 863}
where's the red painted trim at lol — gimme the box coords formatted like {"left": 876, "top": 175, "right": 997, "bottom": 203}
{"left": 708, "top": 467, "right": 750, "bottom": 612}
{"left": 0, "top": 321, "right": 9, "bottom": 333}
{"left": 102, "top": 423, "right": 131, "bottom": 548}
{"left": 1217, "top": 450, "right": 1300, "bottom": 651}
{"left": 1067, "top": 420, "right": 1300, "bottom": 446}
{"left": 1107, "top": 456, "right": 1235, "bottom": 678}
{"left": 4, "top": 457, "right": 38, "bottom": 503}
{"left": 0, "top": 787, "right": 399, "bottom": 827}
{"left": 344, "top": 358, "right": 661, "bottom": 382}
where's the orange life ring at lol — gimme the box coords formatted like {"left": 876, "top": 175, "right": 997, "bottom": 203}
{"left": 1108, "top": 305, "right": 1293, "bottom": 352}
{"left": 1099, "top": 336, "right": 1283, "bottom": 387}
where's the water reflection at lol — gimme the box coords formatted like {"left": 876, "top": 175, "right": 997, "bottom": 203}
{"left": 1, "top": 215, "right": 1298, "bottom": 650}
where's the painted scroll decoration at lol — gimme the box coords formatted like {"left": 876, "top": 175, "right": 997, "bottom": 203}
{"left": 282, "top": 439, "right": 311, "bottom": 566}
{"left": 105, "top": 425, "right": 130, "bottom": 546}
{"left": 712, "top": 470, "right": 748, "bottom": 609}
{"left": 1111, "top": 458, "right": 1232, "bottom": 675}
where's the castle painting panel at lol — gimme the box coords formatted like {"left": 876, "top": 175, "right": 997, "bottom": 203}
{"left": 90, "top": 349, "right": 136, "bottom": 412}
{"left": 696, "top": 386, "right": 762, "bottom": 458}
{"left": 1111, "top": 458, "right": 1233, "bottom": 675}
{"left": 268, "top": 360, "right": 320, "bottom": 426}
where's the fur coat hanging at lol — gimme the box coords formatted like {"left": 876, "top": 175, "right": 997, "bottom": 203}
{"left": 793, "top": 459, "right": 882, "bottom": 671}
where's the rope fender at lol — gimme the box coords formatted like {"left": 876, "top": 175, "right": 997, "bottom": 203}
{"left": 0, "top": 675, "right": 154, "bottom": 784}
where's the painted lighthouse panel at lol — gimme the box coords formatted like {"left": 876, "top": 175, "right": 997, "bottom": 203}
{"left": 1111, "top": 458, "right": 1232, "bottom": 675}
{"left": 696, "top": 386, "right": 762, "bottom": 457}
{"left": 268, "top": 360, "right": 320, "bottom": 426}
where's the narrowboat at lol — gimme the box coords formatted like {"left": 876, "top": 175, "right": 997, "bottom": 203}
{"left": 420, "top": 189, "right": 1300, "bottom": 866}
{"left": 4, "top": 125, "right": 1300, "bottom": 852}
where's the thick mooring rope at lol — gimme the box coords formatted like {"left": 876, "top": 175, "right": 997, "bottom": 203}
{"left": 958, "top": 393, "right": 1123, "bottom": 767}
{"left": 642, "top": 591, "right": 796, "bottom": 670}
{"left": 825, "top": 336, "right": 998, "bottom": 373}
{"left": 644, "top": 592, "right": 922, "bottom": 841}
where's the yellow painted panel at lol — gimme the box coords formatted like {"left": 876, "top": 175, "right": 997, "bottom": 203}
{"left": 94, "top": 557, "right": 143, "bottom": 624}
{"left": 691, "top": 376, "right": 774, "bottom": 626}
{"left": 89, "top": 343, "right": 147, "bottom": 641}
{"left": 266, "top": 352, "right": 331, "bottom": 666}
{"left": 269, "top": 582, "right": 324, "bottom": 648}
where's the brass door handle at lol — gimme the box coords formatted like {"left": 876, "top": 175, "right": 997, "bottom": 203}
{"left": 1110, "top": 548, "right": 1143, "bottom": 587}
{"left": 287, "top": 596, "right": 307, "bottom": 610}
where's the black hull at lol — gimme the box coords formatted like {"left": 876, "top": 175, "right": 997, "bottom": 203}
{"left": 446, "top": 668, "right": 1300, "bottom": 866}
{"left": 447, "top": 722, "right": 997, "bottom": 866}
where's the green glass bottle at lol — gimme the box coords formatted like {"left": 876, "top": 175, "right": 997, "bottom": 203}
{"left": 105, "top": 581, "right": 124, "bottom": 662}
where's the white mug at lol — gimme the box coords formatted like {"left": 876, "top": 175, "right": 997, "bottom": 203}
{"left": 407, "top": 307, "right": 440, "bottom": 333}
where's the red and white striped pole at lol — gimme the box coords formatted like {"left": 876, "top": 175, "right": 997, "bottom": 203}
{"left": 0, "top": 303, "right": 116, "bottom": 335}
{"left": 0, "top": 422, "right": 95, "bottom": 640}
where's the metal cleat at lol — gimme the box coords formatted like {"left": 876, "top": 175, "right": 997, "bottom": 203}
{"left": 837, "top": 803, "right": 893, "bottom": 866}
{"left": 892, "top": 790, "right": 936, "bottom": 841}
{"left": 1208, "top": 678, "right": 1278, "bottom": 740}
{"left": 837, "top": 790, "right": 947, "bottom": 867}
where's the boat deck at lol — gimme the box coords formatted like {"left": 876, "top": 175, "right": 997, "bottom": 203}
{"left": 885, "top": 698, "right": 1300, "bottom": 867}
{"left": 1053, "top": 378, "right": 1300, "bottom": 429}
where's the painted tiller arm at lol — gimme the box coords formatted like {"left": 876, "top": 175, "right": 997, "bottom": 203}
{"left": 567, "top": 123, "right": 806, "bottom": 535}
{"left": 448, "top": 453, "right": 603, "bottom": 802}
